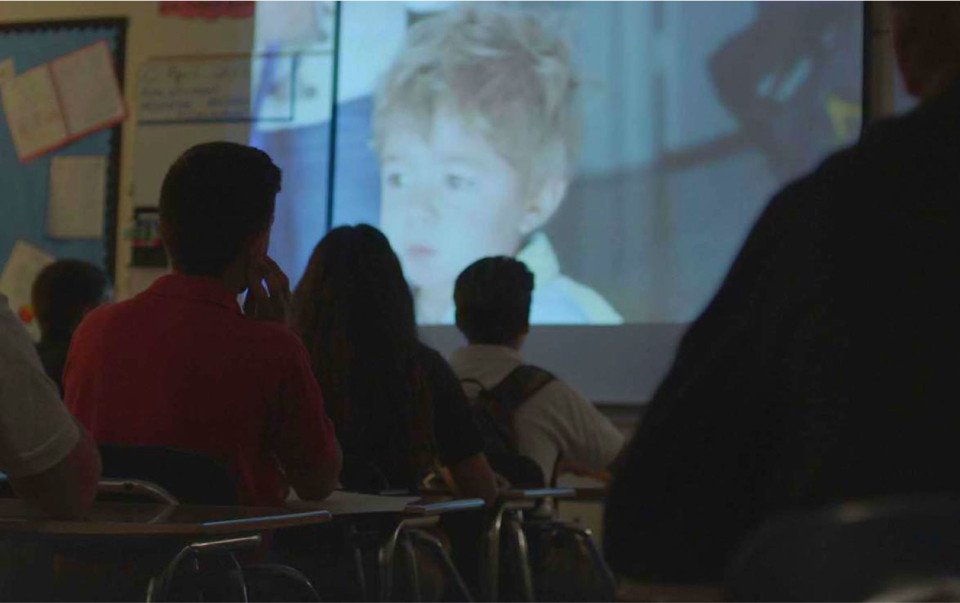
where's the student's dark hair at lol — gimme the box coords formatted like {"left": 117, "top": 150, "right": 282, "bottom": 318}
{"left": 31, "top": 259, "right": 109, "bottom": 336}
{"left": 291, "top": 224, "right": 434, "bottom": 488}
{"left": 159, "top": 142, "right": 281, "bottom": 277}
{"left": 454, "top": 256, "right": 534, "bottom": 345}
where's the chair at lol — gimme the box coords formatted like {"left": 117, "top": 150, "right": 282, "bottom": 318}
{"left": 97, "top": 444, "right": 321, "bottom": 602}
{"left": 482, "top": 491, "right": 616, "bottom": 602}
{"left": 99, "top": 444, "right": 240, "bottom": 505}
{"left": 338, "top": 454, "right": 477, "bottom": 601}
{"left": 726, "top": 494, "right": 960, "bottom": 602}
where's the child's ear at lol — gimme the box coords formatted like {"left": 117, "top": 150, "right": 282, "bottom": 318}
{"left": 247, "top": 229, "right": 270, "bottom": 263}
{"left": 519, "top": 177, "right": 567, "bottom": 236}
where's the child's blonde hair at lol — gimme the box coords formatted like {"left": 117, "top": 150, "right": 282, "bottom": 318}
{"left": 372, "top": 7, "right": 580, "bottom": 192}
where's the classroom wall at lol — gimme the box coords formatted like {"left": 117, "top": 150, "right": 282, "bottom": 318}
{"left": 0, "top": 1, "right": 255, "bottom": 299}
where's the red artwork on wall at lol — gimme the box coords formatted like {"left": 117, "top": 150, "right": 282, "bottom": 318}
{"left": 158, "top": 2, "right": 255, "bottom": 20}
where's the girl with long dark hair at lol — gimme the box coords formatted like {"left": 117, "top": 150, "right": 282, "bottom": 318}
{"left": 290, "top": 224, "right": 498, "bottom": 502}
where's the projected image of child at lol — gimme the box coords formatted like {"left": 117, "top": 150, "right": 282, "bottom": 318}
{"left": 372, "top": 8, "right": 623, "bottom": 325}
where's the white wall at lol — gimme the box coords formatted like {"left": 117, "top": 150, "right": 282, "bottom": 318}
{"left": 0, "top": 1, "right": 256, "bottom": 299}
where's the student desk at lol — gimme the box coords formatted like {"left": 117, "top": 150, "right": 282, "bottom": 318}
{"left": 287, "top": 490, "right": 486, "bottom": 601}
{"left": 0, "top": 498, "right": 332, "bottom": 600}
{"left": 288, "top": 489, "right": 485, "bottom": 517}
{"left": 0, "top": 498, "right": 331, "bottom": 537}
{"left": 485, "top": 487, "right": 576, "bottom": 600}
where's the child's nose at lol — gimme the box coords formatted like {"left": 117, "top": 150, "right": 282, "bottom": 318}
{"left": 408, "top": 184, "right": 442, "bottom": 217}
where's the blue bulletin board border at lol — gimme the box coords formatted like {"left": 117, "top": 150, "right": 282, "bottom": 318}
{"left": 0, "top": 17, "right": 127, "bottom": 282}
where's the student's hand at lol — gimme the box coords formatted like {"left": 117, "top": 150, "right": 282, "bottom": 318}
{"left": 243, "top": 256, "right": 290, "bottom": 322}
{"left": 557, "top": 457, "right": 612, "bottom": 484}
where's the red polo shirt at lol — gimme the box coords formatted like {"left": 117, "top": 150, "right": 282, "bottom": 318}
{"left": 64, "top": 273, "right": 337, "bottom": 506}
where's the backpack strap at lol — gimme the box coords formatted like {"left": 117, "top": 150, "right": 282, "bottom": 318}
{"left": 488, "top": 365, "right": 556, "bottom": 412}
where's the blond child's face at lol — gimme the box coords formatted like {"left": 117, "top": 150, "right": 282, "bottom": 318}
{"left": 378, "top": 105, "right": 530, "bottom": 296}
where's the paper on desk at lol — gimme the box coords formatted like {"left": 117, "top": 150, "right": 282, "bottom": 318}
{"left": 47, "top": 155, "right": 107, "bottom": 239}
{"left": 0, "top": 58, "right": 15, "bottom": 86}
{"left": 0, "top": 66, "right": 68, "bottom": 161}
{"left": 0, "top": 240, "right": 55, "bottom": 339}
{"left": 49, "top": 42, "right": 125, "bottom": 136}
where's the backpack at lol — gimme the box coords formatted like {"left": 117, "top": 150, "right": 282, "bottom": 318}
{"left": 462, "top": 365, "right": 555, "bottom": 488}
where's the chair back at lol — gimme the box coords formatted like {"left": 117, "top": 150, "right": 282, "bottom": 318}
{"left": 339, "top": 453, "right": 393, "bottom": 494}
{"left": 99, "top": 444, "right": 240, "bottom": 505}
{"left": 726, "top": 494, "right": 960, "bottom": 601}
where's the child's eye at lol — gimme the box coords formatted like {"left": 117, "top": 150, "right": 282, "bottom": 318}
{"left": 445, "top": 174, "right": 475, "bottom": 191}
{"left": 386, "top": 172, "right": 404, "bottom": 188}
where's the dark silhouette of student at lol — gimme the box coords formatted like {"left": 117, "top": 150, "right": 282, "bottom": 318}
{"left": 606, "top": 5, "right": 960, "bottom": 597}
{"left": 31, "top": 259, "right": 110, "bottom": 395}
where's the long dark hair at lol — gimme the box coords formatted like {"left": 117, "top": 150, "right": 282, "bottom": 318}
{"left": 291, "top": 224, "right": 434, "bottom": 487}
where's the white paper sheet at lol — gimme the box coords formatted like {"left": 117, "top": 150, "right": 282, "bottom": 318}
{"left": 0, "top": 58, "right": 15, "bottom": 86}
{"left": 47, "top": 155, "right": 107, "bottom": 239}
{"left": 0, "top": 240, "right": 55, "bottom": 339}
{"left": 0, "top": 66, "right": 68, "bottom": 161}
{"left": 50, "top": 42, "right": 126, "bottom": 136}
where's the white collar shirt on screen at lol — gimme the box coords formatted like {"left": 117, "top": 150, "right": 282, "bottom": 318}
{"left": 439, "top": 233, "right": 624, "bottom": 325}
{"left": 515, "top": 232, "right": 623, "bottom": 326}
{"left": 449, "top": 343, "right": 624, "bottom": 483}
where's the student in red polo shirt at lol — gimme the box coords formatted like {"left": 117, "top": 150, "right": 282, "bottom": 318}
{"left": 64, "top": 142, "right": 341, "bottom": 506}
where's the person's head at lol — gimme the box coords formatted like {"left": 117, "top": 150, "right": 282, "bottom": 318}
{"left": 159, "top": 142, "right": 281, "bottom": 288}
{"left": 372, "top": 7, "right": 579, "bottom": 295}
{"left": 454, "top": 256, "right": 534, "bottom": 348}
{"left": 31, "top": 260, "right": 110, "bottom": 339}
{"left": 891, "top": 4, "right": 960, "bottom": 100}
{"left": 291, "top": 224, "right": 433, "bottom": 484}
{"left": 292, "top": 224, "right": 418, "bottom": 369}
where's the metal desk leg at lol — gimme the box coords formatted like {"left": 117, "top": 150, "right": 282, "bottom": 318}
{"left": 504, "top": 511, "right": 535, "bottom": 602}
{"left": 481, "top": 505, "right": 506, "bottom": 602}
{"left": 377, "top": 520, "right": 405, "bottom": 601}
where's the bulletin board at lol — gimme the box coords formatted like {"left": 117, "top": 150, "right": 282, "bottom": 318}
{"left": 0, "top": 18, "right": 127, "bottom": 283}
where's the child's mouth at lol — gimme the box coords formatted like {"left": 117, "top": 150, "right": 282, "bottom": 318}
{"left": 407, "top": 245, "right": 437, "bottom": 260}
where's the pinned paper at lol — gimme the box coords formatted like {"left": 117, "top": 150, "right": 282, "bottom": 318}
{"left": 0, "top": 240, "right": 55, "bottom": 339}
{"left": 0, "top": 58, "right": 14, "bottom": 86}
{"left": 0, "top": 41, "right": 125, "bottom": 162}
{"left": 0, "top": 65, "right": 68, "bottom": 161}
{"left": 47, "top": 155, "right": 107, "bottom": 239}
{"left": 50, "top": 42, "right": 126, "bottom": 137}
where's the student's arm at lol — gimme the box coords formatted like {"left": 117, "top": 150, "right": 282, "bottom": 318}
{"left": 248, "top": 258, "right": 342, "bottom": 500}
{"left": 448, "top": 452, "right": 499, "bottom": 506}
{"left": 272, "top": 340, "right": 342, "bottom": 501}
{"left": 422, "top": 346, "right": 499, "bottom": 504}
{"left": 9, "top": 419, "right": 101, "bottom": 519}
{"left": 1, "top": 358, "right": 102, "bottom": 519}
{"left": 556, "top": 387, "right": 625, "bottom": 473}
{"left": 513, "top": 388, "right": 623, "bottom": 484}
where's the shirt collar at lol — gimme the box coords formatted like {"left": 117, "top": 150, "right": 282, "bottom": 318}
{"left": 450, "top": 343, "right": 523, "bottom": 366}
{"left": 516, "top": 232, "right": 561, "bottom": 284}
{"left": 146, "top": 273, "right": 242, "bottom": 314}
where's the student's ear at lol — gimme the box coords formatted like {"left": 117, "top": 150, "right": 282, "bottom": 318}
{"left": 892, "top": 16, "right": 923, "bottom": 98}
{"left": 519, "top": 176, "right": 567, "bottom": 236}
{"left": 246, "top": 229, "right": 270, "bottom": 266}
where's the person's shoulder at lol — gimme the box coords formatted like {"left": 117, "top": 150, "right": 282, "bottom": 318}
{"left": 788, "top": 88, "right": 960, "bottom": 204}
{"left": 518, "top": 368, "right": 585, "bottom": 412}
{"left": 70, "top": 297, "right": 132, "bottom": 341}
{"left": 534, "top": 274, "right": 624, "bottom": 325}
{"left": 415, "top": 343, "right": 457, "bottom": 380}
{"left": 239, "top": 319, "right": 307, "bottom": 355}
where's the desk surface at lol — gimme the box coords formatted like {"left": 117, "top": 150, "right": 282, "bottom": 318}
{"left": 0, "top": 499, "right": 331, "bottom": 536}
{"left": 500, "top": 487, "right": 576, "bottom": 501}
{"left": 288, "top": 490, "right": 485, "bottom": 517}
